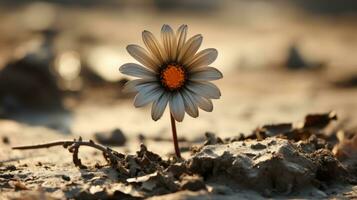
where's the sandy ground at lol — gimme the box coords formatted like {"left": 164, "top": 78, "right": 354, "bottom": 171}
{"left": 0, "top": 1, "right": 357, "bottom": 199}
{"left": 1, "top": 70, "right": 357, "bottom": 199}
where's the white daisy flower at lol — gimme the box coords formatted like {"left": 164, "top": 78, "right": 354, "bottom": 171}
{"left": 119, "top": 24, "right": 223, "bottom": 122}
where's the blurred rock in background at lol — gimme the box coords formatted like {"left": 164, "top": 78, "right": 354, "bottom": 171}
{"left": 0, "top": 28, "right": 62, "bottom": 114}
{"left": 0, "top": 0, "right": 356, "bottom": 136}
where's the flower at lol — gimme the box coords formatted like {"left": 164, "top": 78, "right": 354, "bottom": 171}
{"left": 120, "top": 24, "right": 223, "bottom": 122}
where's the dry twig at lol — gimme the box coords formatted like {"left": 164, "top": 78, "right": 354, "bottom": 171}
{"left": 12, "top": 137, "right": 124, "bottom": 169}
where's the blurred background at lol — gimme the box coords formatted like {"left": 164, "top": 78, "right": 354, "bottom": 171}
{"left": 0, "top": 0, "right": 357, "bottom": 154}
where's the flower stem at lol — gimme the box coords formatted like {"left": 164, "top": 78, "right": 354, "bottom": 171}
{"left": 170, "top": 113, "right": 181, "bottom": 158}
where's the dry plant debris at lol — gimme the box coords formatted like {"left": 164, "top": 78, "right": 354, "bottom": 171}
{"left": 12, "top": 137, "right": 124, "bottom": 169}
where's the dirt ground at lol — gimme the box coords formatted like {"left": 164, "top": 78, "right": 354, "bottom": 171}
{"left": 1, "top": 1, "right": 357, "bottom": 199}
{"left": 1, "top": 70, "right": 357, "bottom": 199}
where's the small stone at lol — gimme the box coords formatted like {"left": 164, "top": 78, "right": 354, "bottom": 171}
{"left": 6, "top": 165, "right": 16, "bottom": 171}
{"left": 94, "top": 128, "right": 126, "bottom": 146}
{"left": 138, "top": 134, "right": 145, "bottom": 143}
{"left": 204, "top": 132, "right": 223, "bottom": 146}
{"left": 251, "top": 143, "right": 266, "bottom": 150}
{"left": 2, "top": 136, "right": 10, "bottom": 144}
{"left": 166, "top": 163, "right": 187, "bottom": 178}
{"left": 82, "top": 173, "right": 95, "bottom": 179}
{"left": 0, "top": 174, "right": 14, "bottom": 179}
{"left": 62, "top": 175, "right": 71, "bottom": 181}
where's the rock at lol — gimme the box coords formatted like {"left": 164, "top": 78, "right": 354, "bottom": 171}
{"left": 165, "top": 163, "right": 188, "bottom": 178}
{"left": 2, "top": 136, "right": 9, "bottom": 144}
{"left": 5, "top": 165, "right": 17, "bottom": 171}
{"left": 81, "top": 173, "right": 95, "bottom": 180}
{"left": 188, "top": 137, "right": 318, "bottom": 194}
{"left": 0, "top": 29, "right": 62, "bottom": 113}
{"left": 310, "top": 149, "right": 348, "bottom": 183}
{"left": 250, "top": 143, "right": 266, "bottom": 150}
{"left": 286, "top": 45, "right": 309, "bottom": 70}
{"left": 94, "top": 128, "right": 126, "bottom": 146}
{"left": 0, "top": 174, "right": 14, "bottom": 179}
{"left": 204, "top": 132, "right": 223, "bottom": 146}
{"left": 61, "top": 175, "right": 71, "bottom": 181}
{"left": 285, "top": 44, "right": 324, "bottom": 70}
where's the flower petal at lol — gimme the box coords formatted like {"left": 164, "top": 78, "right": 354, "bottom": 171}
{"left": 181, "top": 89, "right": 199, "bottom": 118}
{"left": 189, "top": 67, "right": 223, "bottom": 81}
{"left": 169, "top": 92, "right": 185, "bottom": 122}
{"left": 122, "top": 78, "right": 156, "bottom": 93}
{"left": 151, "top": 93, "right": 169, "bottom": 121}
{"left": 142, "top": 30, "right": 167, "bottom": 63}
{"left": 134, "top": 81, "right": 160, "bottom": 91}
{"left": 161, "top": 24, "right": 177, "bottom": 62}
{"left": 186, "top": 81, "right": 221, "bottom": 99}
{"left": 134, "top": 84, "right": 163, "bottom": 107}
{"left": 119, "top": 63, "right": 157, "bottom": 78}
{"left": 178, "top": 34, "right": 202, "bottom": 64}
{"left": 126, "top": 45, "right": 160, "bottom": 71}
{"left": 176, "top": 24, "right": 188, "bottom": 60}
{"left": 186, "top": 48, "right": 218, "bottom": 69}
{"left": 191, "top": 93, "right": 213, "bottom": 112}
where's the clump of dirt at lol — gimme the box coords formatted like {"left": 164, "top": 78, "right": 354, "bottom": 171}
{"left": 188, "top": 137, "right": 345, "bottom": 195}
{"left": 114, "top": 144, "right": 170, "bottom": 180}
{"left": 332, "top": 130, "right": 357, "bottom": 179}
{"left": 111, "top": 144, "right": 208, "bottom": 197}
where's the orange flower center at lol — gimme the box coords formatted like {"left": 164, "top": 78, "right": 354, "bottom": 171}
{"left": 160, "top": 64, "right": 186, "bottom": 90}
